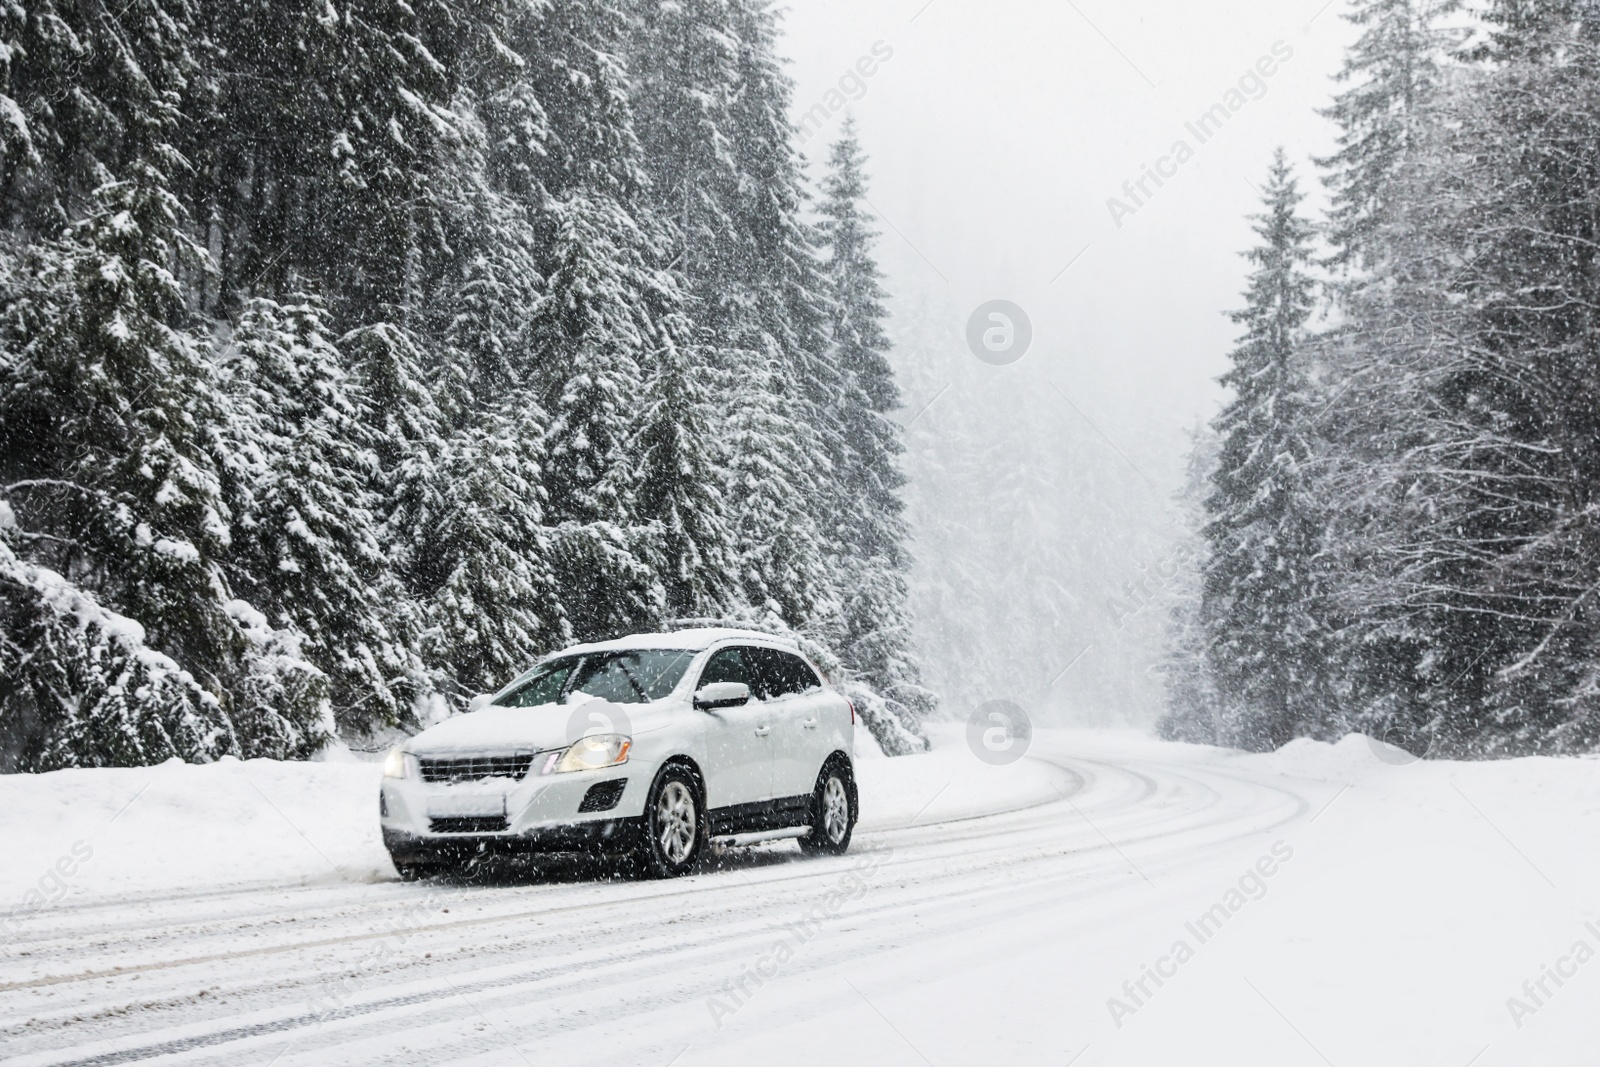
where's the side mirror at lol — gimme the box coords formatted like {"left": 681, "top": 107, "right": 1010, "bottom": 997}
{"left": 468, "top": 694, "right": 493, "bottom": 712}
{"left": 695, "top": 682, "right": 750, "bottom": 711}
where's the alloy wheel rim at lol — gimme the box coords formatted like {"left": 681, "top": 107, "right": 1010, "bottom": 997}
{"left": 657, "top": 780, "right": 696, "bottom": 864}
{"left": 823, "top": 776, "right": 849, "bottom": 843}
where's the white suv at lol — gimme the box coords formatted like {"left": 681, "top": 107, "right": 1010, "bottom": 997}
{"left": 380, "top": 629, "right": 858, "bottom": 878}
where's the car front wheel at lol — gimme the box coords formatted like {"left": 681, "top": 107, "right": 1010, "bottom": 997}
{"left": 636, "top": 765, "right": 706, "bottom": 878}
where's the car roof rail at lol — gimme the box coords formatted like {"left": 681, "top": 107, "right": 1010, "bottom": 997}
{"left": 662, "top": 618, "right": 802, "bottom": 647}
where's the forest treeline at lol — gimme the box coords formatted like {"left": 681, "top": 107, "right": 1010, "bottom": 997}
{"left": 0, "top": 0, "right": 931, "bottom": 771}
{"left": 1164, "top": 0, "right": 1600, "bottom": 757}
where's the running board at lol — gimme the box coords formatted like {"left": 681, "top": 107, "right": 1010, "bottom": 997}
{"left": 711, "top": 827, "right": 810, "bottom": 848}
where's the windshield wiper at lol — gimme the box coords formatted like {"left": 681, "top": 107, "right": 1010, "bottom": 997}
{"left": 616, "top": 662, "right": 651, "bottom": 702}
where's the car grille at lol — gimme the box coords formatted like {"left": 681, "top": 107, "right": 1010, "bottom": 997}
{"left": 419, "top": 754, "right": 537, "bottom": 784}
{"left": 429, "top": 816, "right": 510, "bottom": 834}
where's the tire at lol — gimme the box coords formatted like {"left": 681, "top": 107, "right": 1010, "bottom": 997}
{"left": 635, "top": 764, "right": 707, "bottom": 878}
{"left": 799, "top": 758, "right": 856, "bottom": 856}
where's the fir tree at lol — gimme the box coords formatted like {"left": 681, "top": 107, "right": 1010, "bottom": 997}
{"left": 518, "top": 0, "right": 686, "bottom": 641}
{"left": 1200, "top": 151, "right": 1328, "bottom": 751}
{"left": 631, "top": 332, "right": 739, "bottom": 620}
{"left": 0, "top": 172, "right": 244, "bottom": 762}
{"left": 533, "top": 195, "right": 649, "bottom": 529}
{"left": 0, "top": 537, "right": 236, "bottom": 770}
{"left": 1157, "top": 424, "right": 1222, "bottom": 745}
{"left": 420, "top": 404, "right": 571, "bottom": 705}
{"left": 816, "top": 118, "right": 925, "bottom": 712}
{"left": 1316, "top": 0, "right": 1462, "bottom": 269}
{"left": 717, "top": 0, "right": 841, "bottom": 636}
{"left": 1305, "top": 0, "right": 1464, "bottom": 752}
{"left": 1323, "top": 23, "right": 1600, "bottom": 754}
{"left": 722, "top": 344, "right": 831, "bottom": 625}
{"left": 203, "top": 0, "right": 457, "bottom": 318}
{"left": 1476, "top": 0, "right": 1600, "bottom": 59}
{"left": 627, "top": 0, "right": 742, "bottom": 332}
{"left": 215, "top": 297, "right": 411, "bottom": 737}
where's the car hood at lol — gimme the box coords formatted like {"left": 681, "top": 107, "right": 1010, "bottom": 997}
{"left": 407, "top": 701, "right": 679, "bottom": 755}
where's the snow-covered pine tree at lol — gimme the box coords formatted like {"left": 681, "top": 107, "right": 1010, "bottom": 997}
{"left": 197, "top": 0, "right": 456, "bottom": 318}
{"left": 0, "top": 170, "right": 241, "bottom": 764}
{"left": 0, "top": 1, "right": 47, "bottom": 235}
{"left": 409, "top": 6, "right": 543, "bottom": 411}
{"left": 631, "top": 330, "right": 739, "bottom": 620}
{"left": 358, "top": 0, "right": 583, "bottom": 702}
{"left": 527, "top": 196, "right": 665, "bottom": 646}
{"left": 215, "top": 297, "right": 413, "bottom": 741}
{"left": 635, "top": 1, "right": 838, "bottom": 626}
{"left": 303, "top": 0, "right": 458, "bottom": 319}
{"left": 633, "top": 0, "right": 839, "bottom": 636}
{"left": 816, "top": 118, "right": 929, "bottom": 720}
{"left": 728, "top": 0, "right": 842, "bottom": 632}
{"left": 0, "top": 537, "right": 235, "bottom": 771}
{"left": 626, "top": 0, "right": 742, "bottom": 332}
{"left": 512, "top": 0, "right": 690, "bottom": 642}
{"left": 419, "top": 403, "right": 571, "bottom": 705}
{"left": 720, "top": 343, "right": 833, "bottom": 625}
{"left": 532, "top": 196, "right": 648, "bottom": 533}
{"left": 492, "top": 4, "right": 742, "bottom": 630}
{"left": 1475, "top": 0, "right": 1600, "bottom": 59}
{"left": 1157, "top": 424, "right": 1222, "bottom": 745}
{"left": 340, "top": 320, "right": 445, "bottom": 712}
{"left": 1302, "top": 0, "right": 1466, "bottom": 753}
{"left": 0, "top": 0, "right": 205, "bottom": 240}
{"left": 1315, "top": 0, "right": 1462, "bottom": 270}
{"left": 1329, "top": 16, "right": 1600, "bottom": 754}
{"left": 1200, "top": 151, "right": 1329, "bottom": 752}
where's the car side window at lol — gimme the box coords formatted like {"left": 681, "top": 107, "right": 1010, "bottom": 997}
{"left": 743, "top": 647, "right": 784, "bottom": 699}
{"left": 699, "top": 647, "right": 757, "bottom": 692}
{"left": 781, "top": 652, "right": 822, "bottom": 693}
{"left": 747, "top": 648, "right": 820, "bottom": 699}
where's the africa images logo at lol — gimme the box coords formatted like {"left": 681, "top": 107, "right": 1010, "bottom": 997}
{"left": 965, "top": 300, "right": 1033, "bottom": 366}
{"left": 966, "top": 700, "right": 1032, "bottom": 765}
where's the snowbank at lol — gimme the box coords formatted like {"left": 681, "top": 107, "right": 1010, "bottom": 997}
{"left": 0, "top": 756, "right": 394, "bottom": 912}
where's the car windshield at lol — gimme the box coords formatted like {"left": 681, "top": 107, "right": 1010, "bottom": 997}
{"left": 491, "top": 649, "right": 697, "bottom": 707}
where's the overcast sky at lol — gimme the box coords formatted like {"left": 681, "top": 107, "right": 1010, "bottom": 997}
{"left": 783, "top": 0, "right": 1357, "bottom": 496}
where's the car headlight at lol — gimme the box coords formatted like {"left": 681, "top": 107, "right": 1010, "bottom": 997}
{"left": 544, "top": 734, "right": 632, "bottom": 774}
{"left": 382, "top": 747, "right": 411, "bottom": 779}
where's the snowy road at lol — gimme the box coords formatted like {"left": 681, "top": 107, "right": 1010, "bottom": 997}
{"left": 4, "top": 732, "right": 1595, "bottom": 1066}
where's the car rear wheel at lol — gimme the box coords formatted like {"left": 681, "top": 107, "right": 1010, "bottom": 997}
{"left": 799, "top": 759, "right": 855, "bottom": 856}
{"left": 635, "top": 765, "right": 706, "bottom": 878}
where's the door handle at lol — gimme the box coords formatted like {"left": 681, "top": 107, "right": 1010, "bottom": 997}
{"left": 801, "top": 718, "right": 818, "bottom": 729}
{"left": 755, "top": 726, "right": 771, "bottom": 737}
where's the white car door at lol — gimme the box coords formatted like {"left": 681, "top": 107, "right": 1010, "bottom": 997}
{"left": 757, "top": 648, "right": 834, "bottom": 799}
{"left": 693, "top": 646, "right": 775, "bottom": 809}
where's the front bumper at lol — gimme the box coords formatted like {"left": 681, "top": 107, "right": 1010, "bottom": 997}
{"left": 380, "top": 758, "right": 652, "bottom": 859}
{"left": 382, "top": 819, "right": 643, "bottom": 863}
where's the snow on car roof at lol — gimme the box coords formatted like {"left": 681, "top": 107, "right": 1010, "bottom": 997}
{"left": 553, "top": 628, "right": 799, "bottom": 658}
